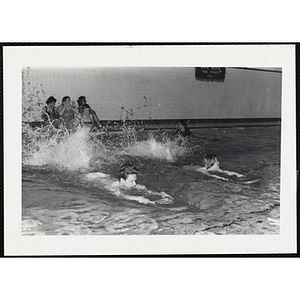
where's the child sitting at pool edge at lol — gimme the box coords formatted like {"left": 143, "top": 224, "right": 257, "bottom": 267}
{"left": 82, "top": 163, "right": 174, "bottom": 205}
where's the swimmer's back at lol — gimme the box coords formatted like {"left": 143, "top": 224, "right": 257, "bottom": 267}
{"left": 82, "top": 172, "right": 117, "bottom": 189}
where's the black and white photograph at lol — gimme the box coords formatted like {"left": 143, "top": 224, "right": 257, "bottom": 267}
{"left": 3, "top": 45, "right": 296, "bottom": 255}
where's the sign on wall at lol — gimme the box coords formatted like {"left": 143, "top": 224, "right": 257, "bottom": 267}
{"left": 195, "top": 67, "right": 226, "bottom": 82}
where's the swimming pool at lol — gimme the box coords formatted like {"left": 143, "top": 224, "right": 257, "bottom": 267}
{"left": 22, "top": 125, "right": 280, "bottom": 235}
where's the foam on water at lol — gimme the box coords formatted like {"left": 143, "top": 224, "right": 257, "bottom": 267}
{"left": 23, "top": 126, "right": 95, "bottom": 171}
{"left": 22, "top": 123, "right": 190, "bottom": 172}
{"left": 21, "top": 70, "right": 281, "bottom": 236}
{"left": 125, "top": 134, "right": 189, "bottom": 162}
{"left": 21, "top": 126, "right": 281, "bottom": 236}
{"left": 21, "top": 72, "right": 190, "bottom": 170}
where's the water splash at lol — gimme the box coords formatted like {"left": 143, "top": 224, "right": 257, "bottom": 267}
{"left": 22, "top": 123, "right": 190, "bottom": 172}
{"left": 21, "top": 68, "right": 190, "bottom": 171}
{"left": 22, "top": 67, "right": 46, "bottom": 122}
{"left": 125, "top": 134, "right": 189, "bottom": 162}
{"left": 23, "top": 126, "right": 95, "bottom": 171}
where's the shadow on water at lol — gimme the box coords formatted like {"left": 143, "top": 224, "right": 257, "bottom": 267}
{"left": 22, "top": 125, "right": 281, "bottom": 235}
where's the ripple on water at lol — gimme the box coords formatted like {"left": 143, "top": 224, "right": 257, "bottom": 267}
{"left": 21, "top": 126, "right": 281, "bottom": 236}
{"left": 22, "top": 218, "right": 45, "bottom": 235}
{"left": 103, "top": 210, "right": 159, "bottom": 234}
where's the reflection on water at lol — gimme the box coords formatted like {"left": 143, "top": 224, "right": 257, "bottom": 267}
{"left": 22, "top": 126, "right": 280, "bottom": 235}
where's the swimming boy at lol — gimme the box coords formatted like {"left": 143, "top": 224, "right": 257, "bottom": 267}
{"left": 83, "top": 163, "right": 174, "bottom": 205}
{"left": 200, "top": 154, "right": 263, "bottom": 184}
{"left": 201, "top": 154, "right": 244, "bottom": 177}
{"left": 176, "top": 121, "right": 191, "bottom": 137}
{"left": 194, "top": 154, "right": 245, "bottom": 181}
{"left": 183, "top": 154, "right": 245, "bottom": 182}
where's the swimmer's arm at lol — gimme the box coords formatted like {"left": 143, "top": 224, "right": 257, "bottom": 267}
{"left": 195, "top": 166, "right": 207, "bottom": 172}
{"left": 41, "top": 107, "right": 48, "bottom": 121}
{"left": 73, "top": 106, "right": 80, "bottom": 115}
{"left": 125, "top": 195, "right": 154, "bottom": 204}
{"left": 135, "top": 184, "right": 173, "bottom": 199}
{"left": 107, "top": 185, "right": 153, "bottom": 204}
{"left": 57, "top": 104, "right": 66, "bottom": 117}
{"left": 206, "top": 168, "right": 244, "bottom": 178}
{"left": 222, "top": 170, "right": 244, "bottom": 177}
{"left": 91, "top": 111, "right": 101, "bottom": 128}
{"left": 135, "top": 184, "right": 147, "bottom": 190}
{"left": 195, "top": 168, "right": 230, "bottom": 181}
{"left": 204, "top": 172, "right": 230, "bottom": 181}
{"left": 115, "top": 191, "right": 154, "bottom": 204}
{"left": 83, "top": 172, "right": 110, "bottom": 181}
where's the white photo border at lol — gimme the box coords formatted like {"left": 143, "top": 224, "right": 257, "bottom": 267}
{"left": 4, "top": 44, "right": 297, "bottom": 256}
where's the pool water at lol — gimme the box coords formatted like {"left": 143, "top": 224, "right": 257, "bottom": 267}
{"left": 22, "top": 125, "right": 280, "bottom": 235}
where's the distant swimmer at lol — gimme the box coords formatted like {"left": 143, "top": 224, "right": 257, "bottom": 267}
{"left": 183, "top": 154, "right": 262, "bottom": 184}
{"left": 201, "top": 154, "right": 244, "bottom": 177}
{"left": 82, "top": 163, "right": 174, "bottom": 205}
{"left": 176, "top": 121, "right": 191, "bottom": 137}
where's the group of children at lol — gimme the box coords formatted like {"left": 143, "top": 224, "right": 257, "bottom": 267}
{"left": 41, "top": 95, "right": 101, "bottom": 132}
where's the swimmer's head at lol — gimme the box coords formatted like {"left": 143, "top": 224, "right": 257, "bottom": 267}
{"left": 46, "top": 96, "right": 57, "bottom": 105}
{"left": 178, "top": 122, "right": 185, "bottom": 130}
{"left": 82, "top": 104, "right": 91, "bottom": 115}
{"left": 118, "top": 164, "right": 139, "bottom": 188}
{"left": 77, "top": 96, "right": 87, "bottom": 106}
{"left": 62, "top": 96, "right": 71, "bottom": 105}
{"left": 204, "top": 154, "right": 218, "bottom": 169}
{"left": 177, "top": 120, "right": 191, "bottom": 137}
